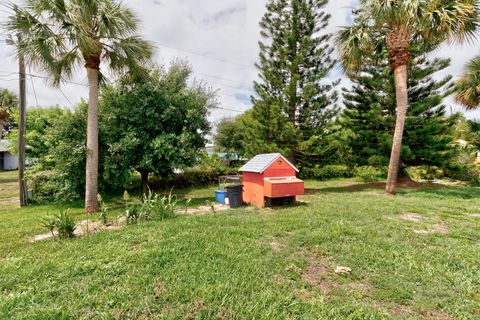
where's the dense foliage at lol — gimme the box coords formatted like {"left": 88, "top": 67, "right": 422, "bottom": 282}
{"left": 245, "top": 0, "right": 338, "bottom": 162}
{"left": 341, "top": 48, "right": 457, "bottom": 174}
{"left": 0, "top": 88, "right": 17, "bottom": 139}
{"left": 23, "top": 62, "right": 215, "bottom": 202}
{"left": 102, "top": 62, "right": 214, "bottom": 194}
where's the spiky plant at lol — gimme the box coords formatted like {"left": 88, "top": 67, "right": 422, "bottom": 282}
{"left": 336, "top": 0, "right": 479, "bottom": 194}
{"left": 4, "top": 0, "right": 154, "bottom": 212}
{"left": 456, "top": 55, "right": 480, "bottom": 110}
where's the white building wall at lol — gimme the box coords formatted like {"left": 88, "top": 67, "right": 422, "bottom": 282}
{"left": 3, "top": 152, "right": 18, "bottom": 170}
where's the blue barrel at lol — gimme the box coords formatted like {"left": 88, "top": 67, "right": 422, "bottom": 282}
{"left": 215, "top": 190, "right": 227, "bottom": 204}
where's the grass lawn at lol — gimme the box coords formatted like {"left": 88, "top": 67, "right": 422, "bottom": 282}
{"left": 0, "top": 170, "right": 18, "bottom": 208}
{"left": 1, "top": 171, "right": 480, "bottom": 319}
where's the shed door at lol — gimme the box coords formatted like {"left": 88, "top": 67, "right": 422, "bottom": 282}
{"left": 0, "top": 152, "right": 4, "bottom": 171}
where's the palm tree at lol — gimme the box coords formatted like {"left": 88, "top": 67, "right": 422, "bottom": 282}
{"left": 456, "top": 55, "right": 480, "bottom": 109}
{"left": 337, "top": 0, "right": 478, "bottom": 194}
{"left": 0, "top": 88, "right": 17, "bottom": 139}
{"left": 4, "top": 0, "right": 153, "bottom": 212}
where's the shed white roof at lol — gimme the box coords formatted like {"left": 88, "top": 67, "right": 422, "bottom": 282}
{"left": 0, "top": 140, "right": 11, "bottom": 152}
{"left": 239, "top": 153, "right": 299, "bottom": 173}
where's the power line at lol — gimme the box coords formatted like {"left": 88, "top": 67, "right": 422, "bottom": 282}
{"left": 28, "top": 66, "right": 39, "bottom": 106}
{"left": 0, "top": 70, "right": 249, "bottom": 113}
{"left": 153, "top": 41, "right": 254, "bottom": 69}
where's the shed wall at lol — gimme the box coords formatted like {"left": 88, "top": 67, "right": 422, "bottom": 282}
{"left": 2, "top": 152, "right": 18, "bottom": 170}
{"left": 263, "top": 157, "right": 296, "bottom": 178}
{"left": 242, "top": 172, "right": 265, "bottom": 207}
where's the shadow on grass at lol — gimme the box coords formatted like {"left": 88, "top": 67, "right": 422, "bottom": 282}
{"left": 306, "top": 182, "right": 480, "bottom": 199}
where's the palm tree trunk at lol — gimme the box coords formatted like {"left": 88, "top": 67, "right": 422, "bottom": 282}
{"left": 140, "top": 170, "right": 149, "bottom": 196}
{"left": 0, "top": 120, "right": 4, "bottom": 140}
{"left": 385, "top": 64, "right": 409, "bottom": 194}
{"left": 85, "top": 67, "right": 100, "bottom": 213}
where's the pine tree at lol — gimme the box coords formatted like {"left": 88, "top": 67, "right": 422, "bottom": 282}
{"left": 246, "top": 0, "right": 338, "bottom": 162}
{"left": 341, "top": 47, "right": 456, "bottom": 174}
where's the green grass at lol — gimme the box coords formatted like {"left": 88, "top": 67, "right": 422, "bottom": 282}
{"left": 0, "top": 170, "right": 18, "bottom": 202}
{"left": 1, "top": 171, "right": 480, "bottom": 319}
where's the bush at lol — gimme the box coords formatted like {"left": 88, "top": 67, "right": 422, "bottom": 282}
{"left": 407, "top": 166, "right": 445, "bottom": 181}
{"left": 150, "top": 154, "right": 239, "bottom": 189}
{"left": 354, "top": 166, "right": 386, "bottom": 183}
{"left": 313, "top": 165, "right": 352, "bottom": 180}
{"left": 124, "top": 191, "right": 178, "bottom": 225}
{"left": 27, "top": 170, "right": 80, "bottom": 204}
{"left": 41, "top": 209, "right": 77, "bottom": 239}
{"left": 445, "top": 164, "right": 480, "bottom": 185}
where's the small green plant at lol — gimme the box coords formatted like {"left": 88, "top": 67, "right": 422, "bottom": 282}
{"left": 124, "top": 191, "right": 139, "bottom": 225}
{"left": 124, "top": 190, "right": 178, "bottom": 225}
{"left": 41, "top": 216, "right": 57, "bottom": 237}
{"left": 355, "top": 166, "right": 386, "bottom": 183}
{"left": 41, "top": 209, "right": 77, "bottom": 239}
{"left": 205, "top": 200, "right": 216, "bottom": 213}
{"left": 184, "top": 198, "right": 192, "bottom": 214}
{"left": 97, "top": 194, "right": 109, "bottom": 225}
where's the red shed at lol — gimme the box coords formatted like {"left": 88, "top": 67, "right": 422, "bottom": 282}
{"left": 240, "top": 153, "right": 304, "bottom": 207}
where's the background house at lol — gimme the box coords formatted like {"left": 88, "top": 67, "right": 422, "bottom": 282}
{"left": 0, "top": 140, "right": 18, "bottom": 171}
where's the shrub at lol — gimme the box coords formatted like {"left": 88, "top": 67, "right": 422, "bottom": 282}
{"left": 41, "top": 209, "right": 77, "bottom": 239}
{"left": 124, "top": 190, "right": 178, "bottom": 225}
{"left": 313, "top": 165, "right": 351, "bottom": 180}
{"left": 354, "top": 166, "right": 386, "bottom": 183}
{"left": 407, "top": 166, "right": 445, "bottom": 181}
{"left": 445, "top": 164, "right": 480, "bottom": 186}
{"left": 27, "top": 170, "right": 80, "bottom": 204}
{"left": 150, "top": 154, "right": 239, "bottom": 189}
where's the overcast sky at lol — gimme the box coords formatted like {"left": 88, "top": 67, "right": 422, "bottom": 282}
{"left": 0, "top": 0, "right": 479, "bottom": 125}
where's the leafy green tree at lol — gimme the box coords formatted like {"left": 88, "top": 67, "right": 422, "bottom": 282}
{"left": 0, "top": 88, "right": 17, "bottom": 139}
{"left": 6, "top": 0, "right": 153, "bottom": 212}
{"left": 336, "top": 0, "right": 478, "bottom": 194}
{"left": 101, "top": 62, "right": 215, "bottom": 195}
{"left": 455, "top": 56, "right": 480, "bottom": 110}
{"left": 8, "top": 107, "right": 67, "bottom": 163}
{"left": 214, "top": 116, "right": 247, "bottom": 159}
{"left": 249, "top": 0, "right": 338, "bottom": 162}
{"left": 341, "top": 48, "right": 457, "bottom": 173}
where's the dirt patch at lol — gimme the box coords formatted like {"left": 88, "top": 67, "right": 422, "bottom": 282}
{"left": 399, "top": 213, "right": 423, "bottom": 222}
{"left": 270, "top": 240, "right": 281, "bottom": 252}
{"left": 184, "top": 204, "right": 230, "bottom": 215}
{"left": 386, "top": 304, "right": 414, "bottom": 318}
{"left": 30, "top": 218, "right": 125, "bottom": 243}
{"left": 293, "top": 288, "right": 316, "bottom": 302}
{"left": 414, "top": 224, "right": 448, "bottom": 235}
{"left": 420, "top": 309, "right": 451, "bottom": 320}
{"left": 301, "top": 254, "right": 338, "bottom": 292}
{"left": 466, "top": 213, "right": 480, "bottom": 218}
{"left": 186, "top": 299, "right": 206, "bottom": 319}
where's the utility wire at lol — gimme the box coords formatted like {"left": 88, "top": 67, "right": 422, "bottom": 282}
{"left": 28, "top": 66, "right": 39, "bottom": 106}
{"left": 153, "top": 41, "right": 254, "bottom": 69}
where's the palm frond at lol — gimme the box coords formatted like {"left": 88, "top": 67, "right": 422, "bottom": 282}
{"left": 455, "top": 55, "right": 480, "bottom": 110}
{"left": 336, "top": 20, "right": 375, "bottom": 71}
{"left": 2, "top": 0, "right": 153, "bottom": 84}
{"left": 103, "top": 35, "right": 154, "bottom": 76}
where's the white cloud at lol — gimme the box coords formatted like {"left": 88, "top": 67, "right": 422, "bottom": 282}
{"left": 0, "top": 0, "right": 479, "bottom": 125}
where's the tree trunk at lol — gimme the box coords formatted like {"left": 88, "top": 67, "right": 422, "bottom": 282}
{"left": 0, "top": 120, "right": 3, "bottom": 140}
{"left": 140, "top": 170, "right": 149, "bottom": 196}
{"left": 385, "top": 64, "right": 409, "bottom": 194}
{"left": 85, "top": 67, "right": 100, "bottom": 213}
{"left": 18, "top": 50, "right": 27, "bottom": 207}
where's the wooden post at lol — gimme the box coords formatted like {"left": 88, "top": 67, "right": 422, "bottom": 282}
{"left": 18, "top": 43, "right": 27, "bottom": 207}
